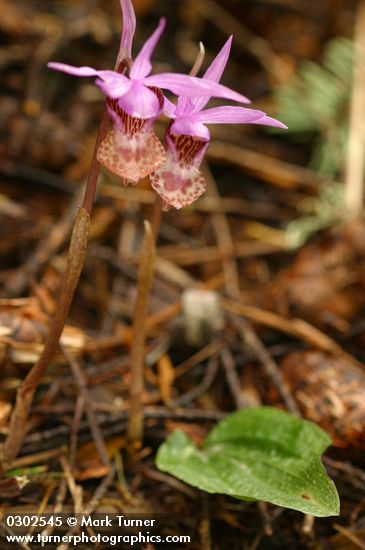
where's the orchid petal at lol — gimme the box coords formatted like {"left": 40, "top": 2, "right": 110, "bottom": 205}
{"left": 193, "top": 36, "right": 233, "bottom": 112}
{"left": 253, "top": 115, "right": 288, "bottom": 129}
{"left": 118, "top": 81, "right": 161, "bottom": 118}
{"left": 47, "top": 63, "right": 117, "bottom": 80}
{"left": 196, "top": 106, "right": 266, "bottom": 125}
{"left": 171, "top": 38, "right": 233, "bottom": 116}
{"left": 203, "top": 36, "right": 232, "bottom": 83}
{"left": 175, "top": 96, "right": 191, "bottom": 115}
{"left": 163, "top": 96, "right": 178, "bottom": 117}
{"left": 176, "top": 96, "right": 195, "bottom": 116}
{"left": 130, "top": 18, "right": 166, "bottom": 79}
{"left": 118, "top": 0, "right": 136, "bottom": 61}
{"left": 165, "top": 96, "right": 201, "bottom": 121}
{"left": 48, "top": 62, "right": 133, "bottom": 97}
{"left": 170, "top": 117, "right": 210, "bottom": 140}
{"left": 145, "top": 73, "right": 250, "bottom": 104}
{"left": 196, "top": 106, "right": 287, "bottom": 128}
{"left": 95, "top": 74, "right": 133, "bottom": 98}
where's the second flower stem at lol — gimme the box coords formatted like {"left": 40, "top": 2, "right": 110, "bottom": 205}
{"left": 127, "top": 219, "right": 157, "bottom": 447}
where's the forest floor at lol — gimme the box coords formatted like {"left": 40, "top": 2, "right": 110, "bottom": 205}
{"left": 0, "top": 1, "right": 364, "bottom": 548}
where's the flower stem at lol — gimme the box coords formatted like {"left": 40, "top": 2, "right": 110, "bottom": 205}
{"left": 127, "top": 220, "right": 156, "bottom": 447}
{"left": 1, "top": 108, "right": 109, "bottom": 468}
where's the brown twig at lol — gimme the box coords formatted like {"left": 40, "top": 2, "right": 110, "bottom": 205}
{"left": 157, "top": 240, "right": 280, "bottom": 266}
{"left": 0, "top": 520, "right": 32, "bottom": 550}
{"left": 208, "top": 141, "right": 323, "bottom": 191}
{"left": 257, "top": 502, "right": 273, "bottom": 537}
{"left": 220, "top": 348, "right": 253, "bottom": 409}
{"left": 333, "top": 524, "right": 365, "bottom": 550}
{"left": 143, "top": 467, "right": 197, "bottom": 499}
{"left": 199, "top": 494, "right": 212, "bottom": 550}
{"left": 27, "top": 479, "right": 58, "bottom": 537}
{"left": 101, "top": 183, "right": 289, "bottom": 219}
{"left": 20, "top": 407, "right": 226, "bottom": 455}
{"left": 172, "top": 356, "right": 219, "bottom": 406}
{"left": 62, "top": 346, "right": 111, "bottom": 469}
{"left": 40, "top": 479, "right": 68, "bottom": 540}
{"left": 229, "top": 314, "right": 300, "bottom": 416}
{"left": 220, "top": 298, "right": 365, "bottom": 374}
{"left": 174, "top": 340, "right": 224, "bottom": 378}
{"left": 59, "top": 455, "right": 83, "bottom": 514}
{"left": 57, "top": 464, "right": 116, "bottom": 550}
{"left": 69, "top": 394, "right": 85, "bottom": 468}
{"left": 2, "top": 188, "right": 83, "bottom": 297}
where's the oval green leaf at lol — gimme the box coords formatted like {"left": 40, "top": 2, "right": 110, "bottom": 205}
{"left": 156, "top": 407, "right": 339, "bottom": 517}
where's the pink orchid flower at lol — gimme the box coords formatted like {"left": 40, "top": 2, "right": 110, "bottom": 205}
{"left": 47, "top": 1, "right": 250, "bottom": 185}
{"left": 150, "top": 37, "right": 287, "bottom": 209}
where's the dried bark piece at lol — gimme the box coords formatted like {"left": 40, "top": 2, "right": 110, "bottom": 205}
{"left": 281, "top": 351, "right": 365, "bottom": 449}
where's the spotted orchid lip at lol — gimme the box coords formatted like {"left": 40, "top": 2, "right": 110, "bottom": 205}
{"left": 97, "top": 126, "right": 166, "bottom": 184}
{"left": 149, "top": 131, "right": 209, "bottom": 209}
{"left": 150, "top": 146, "right": 208, "bottom": 210}
{"left": 96, "top": 97, "right": 166, "bottom": 183}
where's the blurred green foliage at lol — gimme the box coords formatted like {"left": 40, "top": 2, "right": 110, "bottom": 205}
{"left": 285, "top": 182, "right": 345, "bottom": 249}
{"left": 271, "top": 38, "right": 354, "bottom": 247}
{"left": 274, "top": 37, "right": 353, "bottom": 177}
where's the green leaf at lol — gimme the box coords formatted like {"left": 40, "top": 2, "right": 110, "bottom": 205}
{"left": 156, "top": 407, "right": 339, "bottom": 517}
{"left": 272, "top": 36, "right": 352, "bottom": 148}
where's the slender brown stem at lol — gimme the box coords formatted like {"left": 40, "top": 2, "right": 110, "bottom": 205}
{"left": 1, "top": 107, "right": 110, "bottom": 468}
{"left": 82, "top": 109, "right": 110, "bottom": 215}
{"left": 127, "top": 195, "right": 162, "bottom": 445}
{"left": 127, "top": 220, "right": 156, "bottom": 446}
